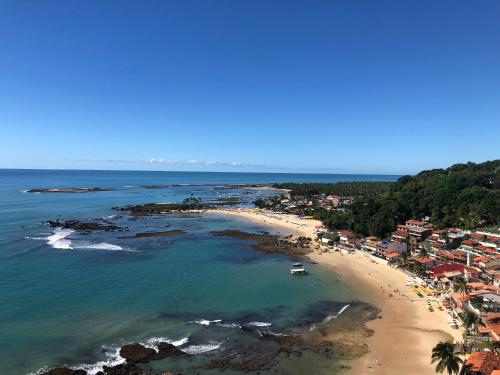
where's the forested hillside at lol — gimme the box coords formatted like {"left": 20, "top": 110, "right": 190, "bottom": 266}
{"left": 272, "top": 181, "right": 393, "bottom": 198}
{"left": 284, "top": 160, "right": 500, "bottom": 238}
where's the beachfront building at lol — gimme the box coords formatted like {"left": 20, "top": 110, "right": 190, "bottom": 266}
{"left": 431, "top": 263, "right": 466, "bottom": 290}
{"left": 338, "top": 230, "right": 357, "bottom": 250}
{"left": 361, "top": 236, "right": 378, "bottom": 253}
{"left": 376, "top": 240, "right": 407, "bottom": 257}
{"left": 465, "top": 351, "right": 500, "bottom": 374}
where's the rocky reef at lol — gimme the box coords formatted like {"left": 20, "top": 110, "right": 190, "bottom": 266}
{"left": 114, "top": 198, "right": 212, "bottom": 216}
{"left": 27, "top": 187, "right": 111, "bottom": 193}
{"left": 210, "top": 230, "right": 313, "bottom": 257}
{"left": 46, "top": 219, "right": 123, "bottom": 232}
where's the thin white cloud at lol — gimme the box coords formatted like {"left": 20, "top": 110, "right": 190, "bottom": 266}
{"left": 72, "top": 157, "right": 346, "bottom": 173}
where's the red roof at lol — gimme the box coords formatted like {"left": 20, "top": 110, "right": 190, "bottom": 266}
{"left": 474, "top": 256, "right": 492, "bottom": 264}
{"left": 406, "top": 219, "right": 429, "bottom": 226}
{"left": 339, "top": 230, "right": 354, "bottom": 238}
{"left": 462, "top": 239, "right": 479, "bottom": 246}
{"left": 413, "top": 256, "right": 434, "bottom": 264}
{"left": 470, "top": 232, "right": 500, "bottom": 242}
{"left": 432, "top": 263, "right": 465, "bottom": 278}
{"left": 385, "top": 252, "right": 400, "bottom": 258}
{"left": 392, "top": 230, "right": 409, "bottom": 237}
{"left": 452, "top": 293, "right": 470, "bottom": 303}
{"left": 466, "top": 351, "right": 500, "bottom": 374}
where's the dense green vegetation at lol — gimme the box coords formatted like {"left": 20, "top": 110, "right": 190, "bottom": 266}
{"left": 278, "top": 160, "right": 500, "bottom": 238}
{"left": 272, "top": 181, "right": 393, "bottom": 198}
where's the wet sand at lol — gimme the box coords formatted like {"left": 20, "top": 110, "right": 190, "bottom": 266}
{"left": 207, "top": 208, "right": 463, "bottom": 374}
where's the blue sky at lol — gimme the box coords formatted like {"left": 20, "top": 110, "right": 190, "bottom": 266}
{"left": 1, "top": 1, "right": 499, "bottom": 174}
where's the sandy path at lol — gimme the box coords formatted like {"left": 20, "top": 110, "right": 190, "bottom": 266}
{"left": 206, "top": 208, "right": 463, "bottom": 374}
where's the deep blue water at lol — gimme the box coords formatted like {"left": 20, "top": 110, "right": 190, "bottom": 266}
{"left": 0, "top": 170, "right": 398, "bottom": 375}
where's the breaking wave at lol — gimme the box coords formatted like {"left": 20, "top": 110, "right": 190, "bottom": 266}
{"left": 192, "top": 319, "right": 222, "bottom": 326}
{"left": 310, "top": 304, "right": 350, "bottom": 331}
{"left": 46, "top": 228, "right": 74, "bottom": 249}
{"left": 76, "top": 243, "right": 123, "bottom": 251}
{"left": 246, "top": 321, "right": 272, "bottom": 327}
{"left": 181, "top": 341, "right": 223, "bottom": 355}
{"left": 143, "top": 336, "right": 189, "bottom": 349}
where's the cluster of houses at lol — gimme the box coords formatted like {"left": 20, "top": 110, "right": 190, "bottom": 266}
{"left": 312, "top": 194, "right": 352, "bottom": 211}
{"left": 263, "top": 194, "right": 353, "bottom": 213}
{"left": 317, "top": 219, "right": 500, "bottom": 369}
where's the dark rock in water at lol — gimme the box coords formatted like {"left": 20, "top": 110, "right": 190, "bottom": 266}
{"left": 141, "top": 185, "right": 172, "bottom": 189}
{"left": 114, "top": 198, "right": 212, "bottom": 216}
{"left": 42, "top": 368, "right": 86, "bottom": 375}
{"left": 47, "top": 219, "right": 121, "bottom": 232}
{"left": 27, "top": 187, "right": 111, "bottom": 193}
{"left": 97, "top": 363, "right": 156, "bottom": 375}
{"left": 155, "top": 342, "right": 189, "bottom": 359}
{"left": 120, "top": 344, "right": 157, "bottom": 363}
{"left": 209, "top": 230, "right": 312, "bottom": 257}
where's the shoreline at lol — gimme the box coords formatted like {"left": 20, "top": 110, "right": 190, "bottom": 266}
{"left": 207, "top": 208, "right": 463, "bottom": 374}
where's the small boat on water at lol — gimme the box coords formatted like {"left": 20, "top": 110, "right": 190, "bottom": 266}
{"left": 290, "top": 263, "right": 308, "bottom": 275}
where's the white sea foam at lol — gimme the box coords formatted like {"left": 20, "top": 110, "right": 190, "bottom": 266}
{"left": 322, "top": 304, "right": 350, "bottom": 324}
{"left": 246, "top": 321, "right": 272, "bottom": 327}
{"left": 181, "top": 341, "right": 223, "bottom": 355}
{"left": 46, "top": 228, "right": 74, "bottom": 249}
{"left": 219, "top": 322, "right": 242, "bottom": 329}
{"left": 193, "top": 319, "right": 222, "bottom": 326}
{"left": 77, "top": 243, "right": 124, "bottom": 251}
{"left": 310, "top": 304, "right": 351, "bottom": 331}
{"left": 143, "top": 336, "right": 189, "bottom": 349}
{"left": 75, "top": 346, "right": 124, "bottom": 375}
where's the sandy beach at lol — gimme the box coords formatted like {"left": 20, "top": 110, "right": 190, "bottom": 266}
{"left": 207, "top": 208, "right": 463, "bottom": 375}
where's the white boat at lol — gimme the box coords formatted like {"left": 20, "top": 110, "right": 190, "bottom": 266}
{"left": 291, "top": 268, "right": 308, "bottom": 275}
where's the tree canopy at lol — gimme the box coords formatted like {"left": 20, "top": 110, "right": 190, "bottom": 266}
{"left": 277, "top": 160, "right": 499, "bottom": 238}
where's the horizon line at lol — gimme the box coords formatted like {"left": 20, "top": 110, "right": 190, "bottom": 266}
{"left": 0, "top": 167, "right": 404, "bottom": 176}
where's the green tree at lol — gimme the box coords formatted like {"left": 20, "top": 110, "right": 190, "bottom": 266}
{"left": 453, "top": 277, "right": 471, "bottom": 296}
{"left": 462, "top": 311, "right": 485, "bottom": 336}
{"left": 431, "top": 341, "right": 462, "bottom": 375}
{"left": 397, "top": 251, "right": 412, "bottom": 269}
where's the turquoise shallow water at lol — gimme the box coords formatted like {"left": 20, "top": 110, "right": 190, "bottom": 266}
{"left": 0, "top": 170, "right": 397, "bottom": 374}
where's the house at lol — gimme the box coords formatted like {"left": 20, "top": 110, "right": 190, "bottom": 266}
{"left": 483, "top": 313, "right": 500, "bottom": 342}
{"left": 362, "top": 236, "right": 378, "bottom": 253}
{"left": 412, "top": 256, "right": 436, "bottom": 269}
{"left": 405, "top": 219, "right": 432, "bottom": 228}
{"left": 431, "top": 263, "right": 465, "bottom": 289}
{"left": 434, "top": 250, "right": 468, "bottom": 264}
{"left": 337, "top": 231, "right": 357, "bottom": 250}
{"left": 385, "top": 252, "right": 401, "bottom": 262}
{"left": 450, "top": 293, "right": 470, "bottom": 314}
{"left": 392, "top": 230, "right": 409, "bottom": 243}
{"left": 465, "top": 351, "right": 500, "bottom": 374}
{"left": 376, "top": 240, "right": 407, "bottom": 257}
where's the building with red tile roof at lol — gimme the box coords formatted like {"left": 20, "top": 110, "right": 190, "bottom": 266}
{"left": 465, "top": 351, "right": 500, "bottom": 374}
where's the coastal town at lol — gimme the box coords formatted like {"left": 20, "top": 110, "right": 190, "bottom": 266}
{"left": 253, "top": 190, "right": 500, "bottom": 375}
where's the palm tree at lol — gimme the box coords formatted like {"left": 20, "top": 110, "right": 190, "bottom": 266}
{"left": 462, "top": 311, "right": 485, "bottom": 336}
{"left": 453, "top": 277, "right": 471, "bottom": 296}
{"left": 397, "top": 251, "right": 412, "bottom": 269}
{"left": 418, "top": 244, "right": 430, "bottom": 258}
{"left": 431, "top": 341, "right": 462, "bottom": 375}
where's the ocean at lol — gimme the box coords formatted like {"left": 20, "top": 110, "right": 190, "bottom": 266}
{"left": 0, "top": 170, "right": 398, "bottom": 375}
